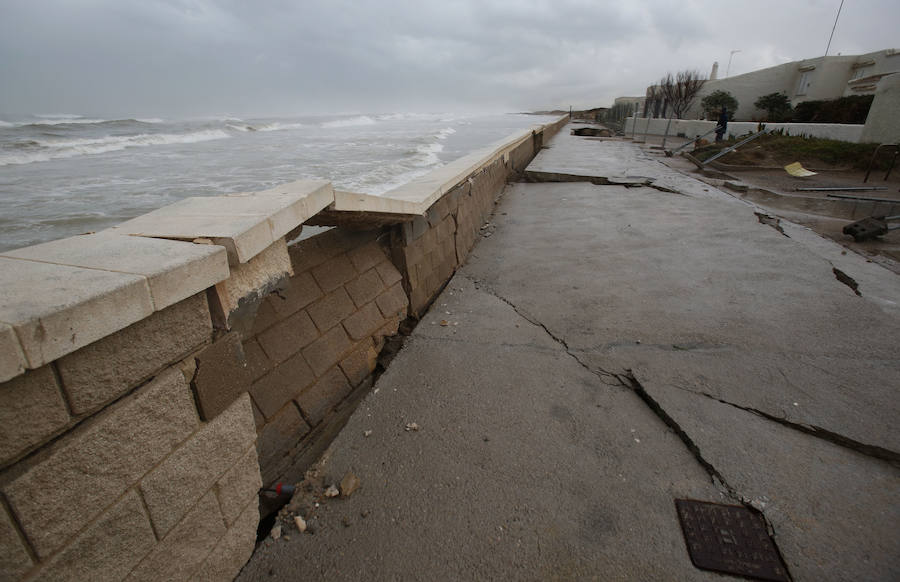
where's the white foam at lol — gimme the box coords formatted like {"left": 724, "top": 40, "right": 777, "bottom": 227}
{"left": 256, "top": 122, "right": 305, "bottom": 132}
{"left": 1, "top": 130, "right": 231, "bottom": 166}
{"left": 321, "top": 115, "right": 377, "bottom": 128}
{"left": 435, "top": 127, "right": 457, "bottom": 139}
{"left": 26, "top": 117, "right": 109, "bottom": 126}
{"left": 411, "top": 142, "right": 444, "bottom": 167}
{"left": 0, "top": 120, "right": 13, "bottom": 128}
{"left": 135, "top": 118, "right": 164, "bottom": 124}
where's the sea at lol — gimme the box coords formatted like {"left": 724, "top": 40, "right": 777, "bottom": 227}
{"left": 0, "top": 112, "right": 558, "bottom": 252}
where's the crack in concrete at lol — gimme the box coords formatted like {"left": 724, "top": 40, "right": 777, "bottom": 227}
{"left": 832, "top": 267, "right": 862, "bottom": 296}
{"left": 668, "top": 383, "right": 899, "bottom": 466}
{"left": 462, "top": 275, "right": 624, "bottom": 388}
{"left": 754, "top": 212, "right": 790, "bottom": 237}
{"left": 520, "top": 171, "right": 689, "bottom": 197}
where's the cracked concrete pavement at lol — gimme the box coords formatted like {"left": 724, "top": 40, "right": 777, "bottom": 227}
{"left": 239, "top": 129, "right": 900, "bottom": 581}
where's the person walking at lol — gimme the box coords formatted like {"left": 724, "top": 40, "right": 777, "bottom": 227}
{"left": 715, "top": 106, "right": 728, "bottom": 142}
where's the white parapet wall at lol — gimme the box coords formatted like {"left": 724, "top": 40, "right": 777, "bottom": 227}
{"left": 623, "top": 117, "right": 865, "bottom": 143}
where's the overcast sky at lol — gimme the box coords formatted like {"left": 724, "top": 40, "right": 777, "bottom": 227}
{"left": 0, "top": 0, "right": 897, "bottom": 118}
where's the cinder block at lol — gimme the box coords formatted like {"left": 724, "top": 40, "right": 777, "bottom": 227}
{"left": 0, "top": 322, "right": 26, "bottom": 384}
{"left": 0, "top": 365, "right": 69, "bottom": 466}
{"left": 192, "top": 333, "right": 253, "bottom": 421}
{"left": 287, "top": 238, "right": 329, "bottom": 273}
{"left": 140, "top": 394, "right": 255, "bottom": 537}
{"left": 249, "top": 297, "right": 280, "bottom": 336}
{"left": 249, "top": 352, "right": 315, "bottom": 419}
{"left": 3, "top": 368, "right": 198, "bottom": 558}
{"left": 339, "top": 341, "right": 378, "bottom": 387}
{"left": 342, "top": 302, "right": 386, "bottom": 341}
{"left": 374, "top": 315, "right": 401, "bottom": 349}
{"left": 257, "top": 309, "right": 318, "bottom": 364}
{"left": 347, "top": 241, "right": 387, "bottom": 273}
{"left": 306, "top": 288, "right": 355, "bottom": 332}
{"left": 295, "top": 367, "right": 352, "bottom": 426}
{"left": 311, "top": 253, "right": 357, "bottom": 293}
{"left": 0, "top": 504, "right": 33, "bottom": 581}
{"left": 256, "top": 404, "right": 311, "bottom": 485}
{"left": 125, "top": 491, "right": 225, "bottom": 582}
{"left": 344, "top": 268, "right": 385, "bottom": 307}
{"left": 375, "top": 283, "right": 409, "bottom": 320}
{"left": 302, "top": 325, "right": 352, "bottom": 376}
{"left": 375, "top": 260, "right": 403, "bottom": 287}
{"left": 58, "top": 292, "right": 212, "bottom": 415}
{"left": 269, "top": 271, "right": 322, "bottom": 317}
{"left": 242, "top": 339, "right": 273, "bottom": 382}
{"left": 215, "top": 446, "right": 263, "bottom": 526}
{"left": 192, "top": 500, "right": 258, "bottom": 582}
{"left": 37, "top": 490, "right": 156, "bottom": 582}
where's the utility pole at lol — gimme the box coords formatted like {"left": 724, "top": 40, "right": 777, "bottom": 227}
{"left": 726, "top": 50, "right": 741, "bottom": 77}
{"left": 824, "top": 0, "right": 845, "bottom": 56}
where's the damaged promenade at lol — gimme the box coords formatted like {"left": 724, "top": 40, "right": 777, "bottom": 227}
{"left": 238, "top": 128, "right": 900, "bottom": 581}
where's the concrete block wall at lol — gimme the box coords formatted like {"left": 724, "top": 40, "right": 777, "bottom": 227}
{"left": 0, "top": 292, "right": 260, "bottom": 582}
{"left": 0, "top": 116, "right": 567, "bottom": 581}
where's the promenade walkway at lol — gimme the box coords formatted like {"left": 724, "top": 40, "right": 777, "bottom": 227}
{"left": 238, "top": 128, "right": 900, "bottom": 581}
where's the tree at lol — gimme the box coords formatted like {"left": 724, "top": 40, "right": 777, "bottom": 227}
{"left": 644, "top": 85, "right": 664, "bottom": 118}
{"left": 658, "top": 70, "right": 706, "bottom": 119}
{"left": 700, "top": 90, "right": 739, "bottom": 120}
{"left": 754, "top": 92, "right": 793, "bottom": 122}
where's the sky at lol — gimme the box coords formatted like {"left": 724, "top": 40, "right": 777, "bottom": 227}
{"left": 0, "top": 0, "right": 897, "bottom": 118}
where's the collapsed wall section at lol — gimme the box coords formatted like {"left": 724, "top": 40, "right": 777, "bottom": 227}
{"left": 0, "top": 115, "right": 568, "bottom": 582}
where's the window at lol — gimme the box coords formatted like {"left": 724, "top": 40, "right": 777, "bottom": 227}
{"left": 795, "top": 72, "right": 811, "bottom": 96}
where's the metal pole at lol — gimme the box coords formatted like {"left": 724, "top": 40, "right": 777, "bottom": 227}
{"left": 701, "top": 128, "right": 772, "bottom": 166}
{"left": 726, "top": 49, "right": 741, "bottom": 77}
{"left": 660, "top": 115, "right": 674, "bottom": 149}
{"left": 824, "top": 0, "right": 845, "bottom": 56}
{"left": 827, "top": 193, "right": 900, "bottom": 203}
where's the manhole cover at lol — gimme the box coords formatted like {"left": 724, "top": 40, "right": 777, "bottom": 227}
{"left": 675, "top": 499, "right": 790, "bottom": 582}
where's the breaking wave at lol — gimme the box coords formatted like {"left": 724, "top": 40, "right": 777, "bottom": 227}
{"left": 0, "top": 129, "right": 231, "bottom": 166}
{"left": 321, "top": 115, "right": 377, "bottom": 128}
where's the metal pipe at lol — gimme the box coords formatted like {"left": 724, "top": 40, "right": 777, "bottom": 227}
{"left": 827, "top": 193, "right": 900, "bottom": 203}
{"left": 701, "top": 129, "right": 772, "bottom": 166}
{"left": 660, "top": 116, "right": 674, "bottom": 149}
{"left": 667, "top": 125, "right": 723, "bottom": 156}
{"left": 795, "top": 186, "right": 887, "bottom": 192}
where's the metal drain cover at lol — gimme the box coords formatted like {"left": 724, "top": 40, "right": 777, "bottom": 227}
{"left": 675, "top": 499, "right": 790, "bottom": 582}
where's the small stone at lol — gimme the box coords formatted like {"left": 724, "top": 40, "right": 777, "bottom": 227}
{"left": 363, "top": 430, "right": 373, "bottom": 437}
{"left": 440, "top": 320, "right": 449, "bottom": 326}
{"left": 405, "top": 422, "right": 420, "bottom": 432}
{"left": 271, "top": 524, "right": 282, "bottom": 540}
{"left": 361, "top": 510, "right": 370, "bottom": 518}
{"left": 283, "top": 535, "right": 291, "bottom": 541}
{"left": 294, "top": 515, "right": 307, "bottom": 532}
{"left": 340, "top": 472, "right": 361, "bottom": 497}
{"left": 324, "top": 485, "right": 340, "bottom": 498}
{"left": 342, "top": 517, "right": 352, "bottom": 528}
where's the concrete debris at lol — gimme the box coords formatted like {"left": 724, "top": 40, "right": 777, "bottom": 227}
{"left": 270, "top": 524, "right": 282, "bottom": 540}
{"left": 405, "top": 422, "right": 420, "bottom": 432}
{"left": 340, "top": 472, "right": 361, "bottom": 497}
{"left": 294, "top": 515, "right": 307, "bottom": 532}
{"left": 363, "top": 430, "right": 373, "bottom": 437}
{"left": 324, "top": 485, "right": 340, "bottom": 498}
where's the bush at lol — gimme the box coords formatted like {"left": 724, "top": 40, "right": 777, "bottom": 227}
{"left": 701, "top": 90, "right": 739, "bottom": 120}
{"left": 754, "top": 92, "right": 793, "bottom": 122}
{"left": 792, "top": 95, "right": 874, "bottom": 124}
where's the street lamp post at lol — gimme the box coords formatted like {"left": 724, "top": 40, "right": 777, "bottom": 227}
{"left": 726, "top": 49, "right": 741, "bottom": 77}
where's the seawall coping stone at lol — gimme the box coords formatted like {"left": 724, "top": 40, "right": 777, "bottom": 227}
{"left": 109, "top": 180, "right": 334, "bottom": 265}
{"left": 0, "top": 232, "right": 229, "bottom": 312}
{"left": 0, "top": 256, "right": 154, "bottom": 370}
{"left": 0, "top": 322, "right": 26, "bottom": 383}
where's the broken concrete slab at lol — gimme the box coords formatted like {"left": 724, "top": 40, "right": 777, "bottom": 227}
{"left": 238, "top": 275, "right": 726, "bottom": 581}
{"left": 464, "top": 180, "right": 900, "bottom": 455}
{"left": 634, "top": 374, "right": 900, "bottom": 582}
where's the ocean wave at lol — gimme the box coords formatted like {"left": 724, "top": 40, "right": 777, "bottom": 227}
{"left": 410, "top": 141, "right": 444, "bottom": 167}
{"left": 0, "top": 129, "right": 231, "bottom": 166}
{"left": 321, "top": 115, "right": 377, "bottom": 128}
{"left": 135, "top": 118, "right": 164, "bottom": 124}
{"left": 24, "top": 117, "right": 109, "bottom": 126}
{"left": 0, "top": 120, "right": 13, "bottom": 128}
{"left": 435, "top": 127, "right": 457, "bottom": 140}
{"left": 256, "top": 122, "right": 305, "bottom": 132}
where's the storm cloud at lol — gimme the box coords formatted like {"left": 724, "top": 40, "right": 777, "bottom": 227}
{"left": 0, "top": 0, "right": 897, "bottom": 117}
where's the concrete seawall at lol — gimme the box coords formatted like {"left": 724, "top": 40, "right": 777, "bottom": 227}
{"left": 0, "top": 116, "right": 568, "bottom": 581}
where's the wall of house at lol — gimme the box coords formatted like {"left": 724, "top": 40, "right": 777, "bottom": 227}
{"left": 0, "top": 115, "right": 568, "bottom": 582}
{"left": 861, "top": 72, "right": 900, "bottom": 144}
